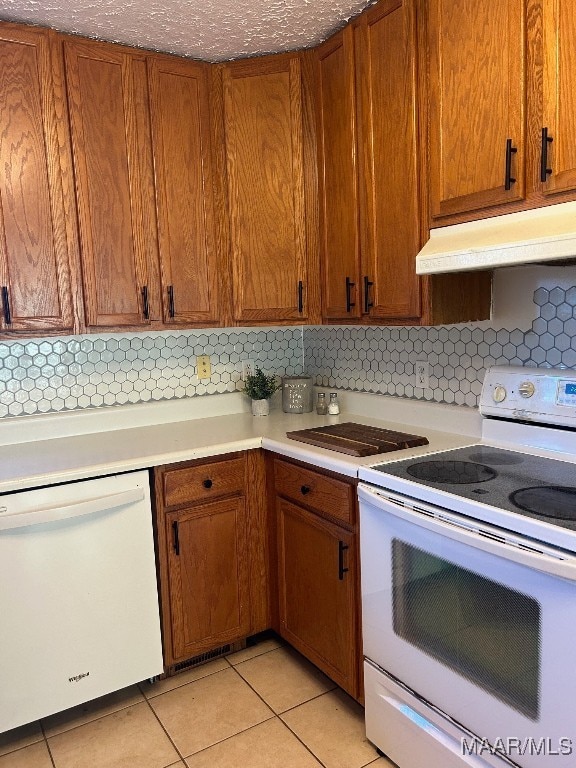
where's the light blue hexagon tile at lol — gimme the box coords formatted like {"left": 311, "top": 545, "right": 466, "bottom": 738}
{"left": 0, "top": 327, "right": 304, "bottom": 419}
{"left": 304, "top": 285, "right": 576, "bottom": 409}
{"left": 1, "top": 285, "right": 576, "bottom": 418}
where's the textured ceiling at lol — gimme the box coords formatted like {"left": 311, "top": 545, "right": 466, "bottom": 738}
{"left": 0, "top": 0, "right": 373, "bottom": 61}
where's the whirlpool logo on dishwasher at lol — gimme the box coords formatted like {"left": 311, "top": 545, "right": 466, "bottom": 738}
{"left": 68, "top": 672, "right": 90, "bottom": 683}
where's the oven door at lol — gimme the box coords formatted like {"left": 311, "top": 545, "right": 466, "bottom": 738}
{"left": 359, "top": 482, "right": 576, "bottom": 768}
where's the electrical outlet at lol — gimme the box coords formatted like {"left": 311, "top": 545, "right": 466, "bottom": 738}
{"left": 242, "top": 359, "right": 255, "bottom": 380}
{"left": 415, "top": 360, "right": 429, "bottom": 389}
{"left": 196, "top": 355, "right": 211, "bottom": 380}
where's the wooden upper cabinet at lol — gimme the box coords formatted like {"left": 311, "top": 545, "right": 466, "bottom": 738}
{"left": 147, "top": 55, "right": 220, "bottom": 325}
{"left": 0, "top": 25, "right": 75, "bottom": 333}
{"left": 314, "top": 29, "right": 361, "bottom": 321}
{"left": 427, "top": 0, "right": 526, "bottom": 221}
{"left": 539, "top": 0, "right": 576, "bottom": 196}
{"left": 354, "top": 0, "right": 421, "bottom": 320}
{"left": 222, "top": 54, "right": 309, "bottom": 323}
{"left": 64, "top": 40, "right": 153, "bottom": 328}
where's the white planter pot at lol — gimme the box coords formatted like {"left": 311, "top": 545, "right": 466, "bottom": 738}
{"left": 251, "top": 399, "right": 270, "bottom": 416}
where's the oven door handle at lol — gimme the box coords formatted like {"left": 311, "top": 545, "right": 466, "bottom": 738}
{"left": 359, "top": 483, "right": 576, "bottom": 582}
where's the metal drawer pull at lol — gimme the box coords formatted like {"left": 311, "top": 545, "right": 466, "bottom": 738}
{"left": 300, "top": 485, "right": 311, "bottom": 495}
{"left": 338, "top": 540, "right": 349, "bottom": 580}
{"left": 540, "top": 127, "right": 553, "bottom": 182}
{"left": 345, "top": 277, "right": 356, "bottom": 313}
{"left": 141, "top": 285, "right": 149, "bottom": 320}
{"left": 172, "top": 520, "right": 180, "bottom": 556}
{"left": 1, "top": 286, "right": 11, "bottom": 325}
{"left": 363, "top": 276, "right": 373, "bottom": 313}
{"left": 504, "top": 138, "right": 517, "bottom": 190}
{"left": 203, "top": 479, "right": 213, "bottom": 489}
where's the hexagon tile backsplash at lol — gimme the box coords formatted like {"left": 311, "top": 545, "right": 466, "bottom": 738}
{"left": 304, "top": 285, "right": 576, "bottom": 408}
{"left": 0, "top": 285, "right": 575, "bottom": 419}
{"left": 0, "top": 328, "right": 304, "bottom": 419}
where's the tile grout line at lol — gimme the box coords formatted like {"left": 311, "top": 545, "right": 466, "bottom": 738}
{"left": 157, "top": 656, "right": 326, "bottom": 766}
{"left": 142, "top": 693, "right": 188, "bottom": 766}
{"left": 141, "top": 659, "right": 278, "bottom": 766}
{"left": 39, "top": 720, "right": 57, "bottom": 768}
{"left": 225, "top": 660, "right": 332, "bottom": 768}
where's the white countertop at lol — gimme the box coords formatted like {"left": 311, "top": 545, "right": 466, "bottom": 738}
{"left": 0, "top": 390, "right": 482, "bottom": 493}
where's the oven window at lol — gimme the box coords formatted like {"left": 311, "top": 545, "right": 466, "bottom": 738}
{"left": 392, "top": 539, "right": 541, "bottom": 720}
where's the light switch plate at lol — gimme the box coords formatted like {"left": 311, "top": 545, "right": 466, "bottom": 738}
{"left": 196, "top": 355, "right": 211, "bottom": 380}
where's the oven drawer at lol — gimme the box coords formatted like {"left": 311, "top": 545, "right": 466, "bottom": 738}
{"left": 364, "top": 661, "right": 508, "bottom": 768}
{"left": 274, "top": 458, "right": 355, "bottom": 524}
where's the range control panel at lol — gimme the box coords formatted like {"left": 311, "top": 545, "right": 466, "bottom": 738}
{"left": 480, "top": 365, "right": 576, "bottom": 427}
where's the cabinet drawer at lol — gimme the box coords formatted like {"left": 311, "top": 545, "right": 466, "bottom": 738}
{"left": 163, "top": 456, "right": 245, "bottom": 508}
{"left": 274, "top": 458, "right": 355, "bottom": 525}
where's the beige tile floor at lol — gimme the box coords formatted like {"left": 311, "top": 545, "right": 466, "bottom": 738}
{"left": 0, "top": 638, "right": 396, "bottom": 768}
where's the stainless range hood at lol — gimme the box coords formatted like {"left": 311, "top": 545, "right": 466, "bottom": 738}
{"left": 416, "top": 200, "right": 576, "bottom": 274}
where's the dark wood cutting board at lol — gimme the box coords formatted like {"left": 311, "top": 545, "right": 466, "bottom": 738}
{"left": 286, "top": 422, "right": 429, "bottom": 457}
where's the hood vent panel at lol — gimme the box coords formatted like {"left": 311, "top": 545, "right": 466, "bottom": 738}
{"left": 416, "top": 201, "right": 576, "bottom": 274}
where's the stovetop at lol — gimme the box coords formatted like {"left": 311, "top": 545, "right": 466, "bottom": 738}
{"left": 365, "top": 444, "right": 576, "bottom": 531}
{"left": 369, "top": 443, "right": 576, "bottom": 532}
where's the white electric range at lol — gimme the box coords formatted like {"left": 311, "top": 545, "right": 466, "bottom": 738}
{"left": 358, "top": 366, "right": 576, "bottom": 768}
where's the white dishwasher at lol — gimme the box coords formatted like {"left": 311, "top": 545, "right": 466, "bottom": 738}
{"left": 0, "top": 470, "right": 163, "bottom": 733}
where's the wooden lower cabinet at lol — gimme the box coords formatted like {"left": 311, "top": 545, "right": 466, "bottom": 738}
{"left": 155, "top": 450, "right": 361, "bottom": 696}
{"left": 166, "top": 496, "right": 250, "bottom": 660}
{"left": 277, "top": 499, "right": 359, "bottom": 697}
{"left": 273, "top": 457, "right": 361, "bottom": 699}
{"left": 154, "top": 450, "right": 270, "bottom": 668}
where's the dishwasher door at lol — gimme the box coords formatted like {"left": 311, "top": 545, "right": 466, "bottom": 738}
{"left": 0, "top": 470, "right": 163, "bottom": 733}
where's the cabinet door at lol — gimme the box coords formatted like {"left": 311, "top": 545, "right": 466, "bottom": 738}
{"left": 277, "top": 498, "right": 358, "bottom": 697}
{"left": 315, "top": 29, "right": 361, "bottom": 321}
{"left": 540, "top": 0, "right": 576, "bottom": 196}
{"left": 0, "top": 26, "right": 74, "bottom": 333}
{"left": 428, "top": 0, "right": 525, "bottom": 220}
{"left": 65, "top": 40, "right": 152, "bottom": 328}
{"left": 223, "top": 55, "right": 308, "bottom": 323}
{"left": 148, "top": 56, "right": 220, "bottom": 325}
{"left": 167, "top": 497, "right": 250, "bottom": 660}
{"left": 355, "top": 0, "right": 421, "bottom": 320}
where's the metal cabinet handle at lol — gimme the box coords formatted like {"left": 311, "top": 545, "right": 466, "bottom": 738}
{"left": 1, "top": 286, "right": 11, "bottom": 325}
{"left": 298, "top": 281, "right": 304, "bottom": 313}
{"left": 363, "top": 276, "right": 374, "bottom": 314}
{"left": 540, "top": 127, "right": 553, "bottom": 183}
{"left": 345, "top": 277, "right": 355, "bottom": 313}
{"left": 338, "top": 540, "right": 349, "bottom": 580}
{"left": 203, "top": 479, "right": 213, "bottom": 489}
{"left": 300, "top": 485, "right": 311, "bottom": 495}
{"left": 167, "top": 285, "right": 175, "bottom": 318}
{"left": 504, "top": 138, "right": 518, "bottom": 190}
{"left": 172, "top": 520, "right": 180, "bottom": 556}
{"left": 141, "top": 285, "right": 150, "bottom": 320}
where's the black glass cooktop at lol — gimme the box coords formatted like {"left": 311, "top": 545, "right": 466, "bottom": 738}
{"left": 371, "top": 445, "right": 576, "bottom": 530}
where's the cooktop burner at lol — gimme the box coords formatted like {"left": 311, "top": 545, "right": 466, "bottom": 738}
{"left": 510, "top": 486, "right": 576, "bottom": 520}
{"left": 370, "top": 445, "right": 576, "bottom": 530}
{"left": 406, "top": 461, "right": 496, "bottom": 484}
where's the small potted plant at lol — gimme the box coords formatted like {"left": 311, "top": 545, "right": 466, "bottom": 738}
{"left": 243, "top": 367, "right": 280, "bottom": 416}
